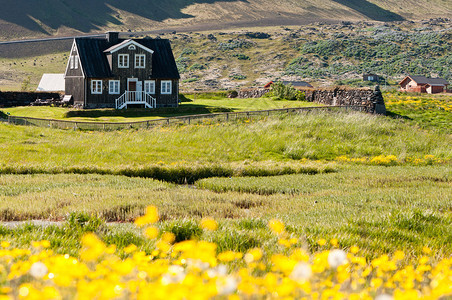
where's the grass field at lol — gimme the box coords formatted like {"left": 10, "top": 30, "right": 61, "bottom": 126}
{"left": 0, "top": 94, "right": 451, "bottom": 297}
{"left": 2, "top": 97, "right": 319, "bottom": 122}
{"left": 0, "top": 165, "right": 450, "bottom": 261}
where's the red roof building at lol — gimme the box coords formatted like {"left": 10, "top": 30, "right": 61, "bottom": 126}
{"left": 399, "top": 75, "right": 449, "bottom": 94}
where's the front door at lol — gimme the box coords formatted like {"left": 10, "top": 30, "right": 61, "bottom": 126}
{"left": 128, "top": 79, "right": 137, "bottom": 101}
{"left": 137, "top": 81, "right": 142, "bottom": 100}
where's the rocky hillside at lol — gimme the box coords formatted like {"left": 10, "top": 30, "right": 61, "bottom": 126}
{"left": 1, "top": 0, "right": 451, "bottom": 40}
{"left": 0, "top": 19, "right": 450, "bottom": 91}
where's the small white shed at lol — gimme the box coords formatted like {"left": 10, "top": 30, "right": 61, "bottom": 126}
{"left": 36, "top": 74, "right": 65, "bottom": 92}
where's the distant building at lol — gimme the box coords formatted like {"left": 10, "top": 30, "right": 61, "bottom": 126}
{"left": 399, "top": 75, "right": 449, "bottom": 94}
{"left": 363, "top": 74, "right": 380, "bottom": 82}
{"left": 64, "top": 32, "right": 180, "bottom": 109}
{"left": 264, "top": 81, "right": 313, "bottom": 89}
{"left": 36, "top": 74, "right": 65, "bottom": 92}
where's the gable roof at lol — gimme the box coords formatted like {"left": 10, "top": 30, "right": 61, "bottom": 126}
{"left": 399, "top": 75, "right": 449, "bottom": 86}
{"left": 104, "top": 39, "right": 154, "bottom": 54}
{"left": 74, "top": 36, "right": 179, "bottom": 79}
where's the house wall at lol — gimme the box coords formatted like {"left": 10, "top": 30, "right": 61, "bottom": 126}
{"left": 85, "top": 78, "right": 115, "bottom": 108}
{"left": 155, "top": 79, "right": 179, "bottom": 108}
{"left": 65, "top": 77, "right": 85, "bottom": 107}
{"left": 84, "top": 78, "right": 179, "bottom": 108}
{"left": 427, "top": 85, "right": 445, "bottom": 94}
{"left": 65, "top": 43, "right": 85, "bottom": 106}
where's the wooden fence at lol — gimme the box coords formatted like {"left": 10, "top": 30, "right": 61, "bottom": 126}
{"left": 4, "top": 105, "right": 367, "bottom": 131}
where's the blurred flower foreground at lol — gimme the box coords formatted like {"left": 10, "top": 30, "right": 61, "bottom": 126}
{"left": 1, "top": 206, "right": 451, "bottom": 299}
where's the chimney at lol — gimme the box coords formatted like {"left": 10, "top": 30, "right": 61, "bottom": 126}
{"left": 106, "top": 32, "right": 119, "bottom": 44}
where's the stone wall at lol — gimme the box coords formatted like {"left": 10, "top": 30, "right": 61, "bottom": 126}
{"left": 303, "top": 86, "right": 385, "bottom": 114}
{"left": 238, "top": 86, "right": 386, "bottom": 114}
{"left": 0, "top": 92, "right": 62, "bottom": 107}
{"left": 237, "top": 88, "right": 269, "bottom": 98}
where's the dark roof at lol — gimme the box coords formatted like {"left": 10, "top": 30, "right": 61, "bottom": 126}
{"left": 76, "top": 38, "right": 112, "bottom": 78}
{"left": 402, "top": 75, "right": 449, "bottom": 86}
{"left": 75, "top": 37, "right": 179, "bottom": 79}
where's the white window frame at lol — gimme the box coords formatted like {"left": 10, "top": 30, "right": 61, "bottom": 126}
{"left": 74, "top": 55, "right": 79, "bottom": 69}
{"left": 91, "top": 80, "right": 102, "bottom": 94}
{"left": 144, "top": 80, "right": 155, "bottom": 94}
{"left": 161, "top": 80, "right": 172, "bottom": 94}
{"left": 118, "top": 54, "right": 129, "bottom": 68}
{"left": 70, "top": 56, "right": 74, "bottom": 69}
{"left": 109, "top": 80, "right": 120, "bottom": 95}
{"left": 135, "top": 54, "right": 146, "bottom": 68}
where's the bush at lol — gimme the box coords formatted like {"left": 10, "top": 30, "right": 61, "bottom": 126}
{"left": 270, "top": 81, "right": 305, "bottom": 101}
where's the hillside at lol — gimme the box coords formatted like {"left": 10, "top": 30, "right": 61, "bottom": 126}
{"left": 0, "top": 0, "right": 451, "bottom": 40}
{"left": 1, "top": 20, "right": 450, "bottom": 91}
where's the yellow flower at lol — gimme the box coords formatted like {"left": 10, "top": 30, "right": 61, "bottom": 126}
{"left": 218, "top": 251, "right": 243, "bottom": 262}
{"left": 350, "top": 246, "right": 359, "bottom": 254}
{"left": 317, "top": 239, "right": 327, "bottom": 246}
{"left": 200, "top": 218, "right": 218, "bottom": 231}
{"left": 162, "top": 232, "right": 176, "bottom": 244}
{"left": 269, "top": 219, "right": 285, "bottom": 234}
{"left": 330, "top": 239, "right": 338, "bottom": 247}
{"left": 144, "top": 227, "right": 159, "bottom": 239}
{"left": 422, "top": 246, "right": 432, "bottom": 255}
{"left": 244, "top": 248, "right": 263, "bottom": 264}
{"left": 134, "top": 206, "right": 159, "bottom": 227}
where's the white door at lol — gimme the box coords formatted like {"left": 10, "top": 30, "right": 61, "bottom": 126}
{"left": 137, "top": 81, "right": 142, "bottom": 100}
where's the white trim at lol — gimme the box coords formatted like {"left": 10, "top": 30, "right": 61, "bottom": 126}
{"left": 127, "top": 78, "right": 138, "bottom": 91}
{"left": 64, "top": 40, "right": 86, "bottom": 79}
{"left": 91, "top": 80, "right": 102, "bottom": 94}
{"left": 118, "top": 54, "right": 129, "bottom": 68}
{"left": 107, "top": 40, "right": 154, "bottom": 54}
{"left": 144, "top": 80, "right": 155, "bottom": 94}
{"left": 135, "top": 54, "right": 146, "bottom": 68}
{"left": 109, "top": 80, "right": 120, "bottom": 94}
{"left": 161, "top": 80, "right": 172, "bottom": 94}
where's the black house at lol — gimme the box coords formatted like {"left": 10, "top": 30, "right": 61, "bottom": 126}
{"left": 64, "top": 32, "right": 180, "bottom": 109}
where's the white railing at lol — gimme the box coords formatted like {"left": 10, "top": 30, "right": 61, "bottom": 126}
{"left": 115, "top": 91, "right": 156, "bottom": 109}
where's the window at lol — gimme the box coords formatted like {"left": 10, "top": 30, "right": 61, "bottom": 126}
{"left": 109, "top": 80, "right": 120, "bottom": 94}
{"left": 118, "top": 54, "right": 129, "bottom": 68}
{"left": 161, "top": 81, "right": 172, "bottom": 94}
{"left": 144, "top": 80, "right": 155, "bottom": 94}
{"left": 128, "top": 45, "right": 136, "bottom": 50}
{"left": 70, "top": 56, "right": 74, "bottom": 69}
{"left": 135, "top": 54, "right": 146, "bottom": 68}
{"left": 91, "top": 80, "right": 102, "bottom": 94}
{"left": 74, "top": 55, "right": 79, "bottom": 69}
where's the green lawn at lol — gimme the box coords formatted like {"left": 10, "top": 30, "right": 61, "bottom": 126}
{"left": 2, "top": 97, "right": 318, "bottom": 122}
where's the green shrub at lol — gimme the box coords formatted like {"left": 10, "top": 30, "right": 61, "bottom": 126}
{"left": 270, "top": 81, "right": 305, "bottom": 101}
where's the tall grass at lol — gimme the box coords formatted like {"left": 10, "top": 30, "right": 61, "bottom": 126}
{"left": 0, "top": 165, "right": 450, "bottom": 259}
{"left": 0, "top": 112, "right": 450, "bottom": 175}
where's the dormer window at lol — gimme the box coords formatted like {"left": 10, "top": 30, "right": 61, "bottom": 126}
{"left": 118, "top": 54, "right": 129, "bottom": 68}
{"left": 135, "top": 54, "right": 146, "bottom": 68}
